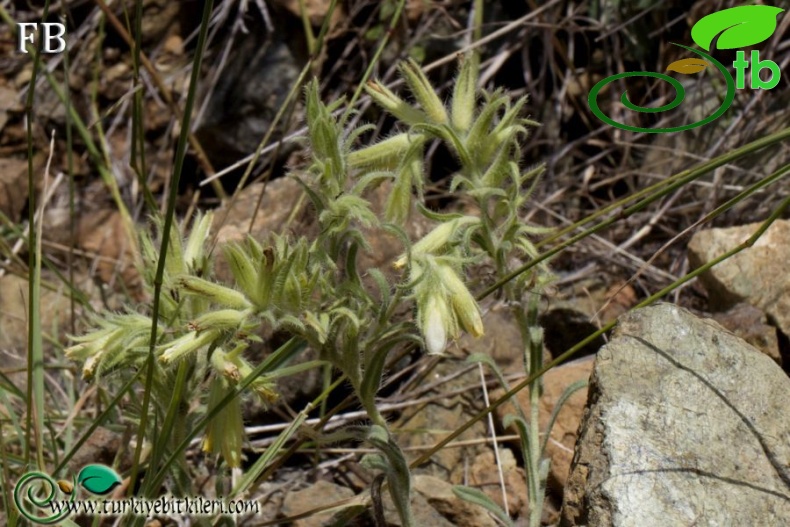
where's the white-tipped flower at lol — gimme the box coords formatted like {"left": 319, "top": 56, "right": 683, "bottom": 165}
{"left": 82, "top": 354, "right": 101, "bottom": 380}
{"left": 64, "top": 328, "right": 116, "bottom": 362}
{"left": 65, "top": 314, "right": 152, "bottom": 379}
{"left": 66, "top": 326, "right": 125, "bottom": 379}
{"left": 412, "top": 257, "right": 484, "bottom": 355}
{"left": 421, "top": 293, "right": 450, "bottom": 355}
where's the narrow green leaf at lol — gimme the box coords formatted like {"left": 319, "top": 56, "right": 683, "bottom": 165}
{"left": 385, "top": 170, "right": 413, "bottom": 225}
{"left": 360, "top": 341, "right": 397, "bottom": 408}
{"left": 541, "top": 378, "right": 588, "bottom": 456}
{"left": 452, "top": 485, "right": 514, "bottom": 527}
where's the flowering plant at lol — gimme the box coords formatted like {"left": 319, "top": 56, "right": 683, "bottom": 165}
{"left": 66, "top": 53, "right": 550, "bottom": 526}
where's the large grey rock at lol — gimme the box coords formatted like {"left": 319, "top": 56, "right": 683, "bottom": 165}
{"left": 688, "top": 219, "right": 790, "bottom": 337}
{"left": 561, "top": 304, "right": 790, "bottom": 527}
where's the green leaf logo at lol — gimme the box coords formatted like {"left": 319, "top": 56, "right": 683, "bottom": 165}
{"left": 77, "top": 465, "right": 122, "bottom": 495}
{"left": 691, "top": 5, "right": 784, "bottom": 51}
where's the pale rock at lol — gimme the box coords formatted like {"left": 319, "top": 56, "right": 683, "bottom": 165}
{"left": 561, "top": 304, "right": 790, "bottom": 526}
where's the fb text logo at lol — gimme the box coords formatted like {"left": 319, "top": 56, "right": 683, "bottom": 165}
{"left": 588, "top": 5, "right": 784, "bottom": 133}
{"left": 17, "top": 23, "right": 67, "bottom": 54}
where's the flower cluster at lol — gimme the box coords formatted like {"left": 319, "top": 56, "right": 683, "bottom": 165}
{"left": 364, "top": 54, "right": 544, "bottom": 357}
{"left": 393, "top": 216, "right": 483, "bottom": 354}
{"left": 65, "top": 212, "right": 278, "bottom": 466}
{"left": 64, "top": 52, "right": 549, "bottom": 525}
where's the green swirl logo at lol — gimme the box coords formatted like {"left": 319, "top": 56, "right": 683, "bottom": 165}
{"left": 13, "top": 465, "right": 122, "bottom": 524}
{"left": 14, "top": 472, "right": 75, "bottom": 525}
{"left": 588, "top": 5, "right": 784, "bottom": 134}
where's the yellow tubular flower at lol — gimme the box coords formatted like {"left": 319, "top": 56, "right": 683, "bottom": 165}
{"left": 439, "top": 264, "right": 484, "bottom": 338}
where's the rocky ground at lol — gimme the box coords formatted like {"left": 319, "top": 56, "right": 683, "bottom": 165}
{"left": 2, "top": 1, "right": 790, "bottom": 526}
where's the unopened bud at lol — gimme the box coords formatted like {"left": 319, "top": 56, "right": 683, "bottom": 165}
{"left": 399, "top": 59, "right": 448, "bottom": 125}
{"left": 160, "top": 329, "right": 219, "bottom": 364}
{"left": 184, "top": 211, "right": 213, "bottom": 271}
{"left": 177, "top": 276, "right": 251, "bottom": 310}
{"left": 451, "top": 53, "right": 478, "bottom": 132}
{"left": 348, "top": 133, "right": 421, "bottom": 169}
{"left": 365, "top": 80, "right": 426, "bottom": 125}
{"left": 394, "top": 216, "right": 478, "bottom": 268}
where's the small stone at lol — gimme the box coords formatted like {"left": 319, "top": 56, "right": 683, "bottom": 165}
{"left": 413, "top": 474, "right": 498, "bottom": 527}
{"left": 281, "top": 480, "right": 355, "bottom": 527}
{"left": 711, "top": 302, "right": 781, "bottom": 365}
{"left": 688, "top": 220, "right": 790, "bottom": 337}
{"left": 464, "top": 449, "right": 528, "bottom": 518}
{"left": 162, "top": 34, "right": 184, "bottom": 55}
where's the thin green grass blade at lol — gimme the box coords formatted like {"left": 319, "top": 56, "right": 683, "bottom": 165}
{"left": 23, "top": 0, "right": 52, "bottom": 473}
{"left": 132, "top": 0, "right": 216, "bottom": 500}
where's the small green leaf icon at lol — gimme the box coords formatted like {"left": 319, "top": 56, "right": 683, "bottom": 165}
{"left": 77, "top": 465, "right": 122, "bottom": 495}
{"left": 667, "top": 58, "right": 709, "bottom": 74}
{"left": 691, "top": 5, "right": 784, "bottom": 51}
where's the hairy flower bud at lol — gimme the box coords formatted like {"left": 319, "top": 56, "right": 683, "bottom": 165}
{"left": 348, "top": 133, "right": 419, "bottom": 169}
{"left": 451, "top": 54, "right": 478, "bottom": 132}
{"left": 399, "top": 59, "right": 448, "bottom": 125}
{"left": 177, "top": 276, "right": 251, "bottom": 310}
{"left": 160, "top": 329, "right": 220, "bottom": 364}
{"left": 203, "top": 378, "right": 244, "bottom": 468}
{"left": 365, "top": 80, "right": 426, "bottom": 126}
{"left": 394, "top": 216, "right": 478, "bottom": 268}
{"left": 184, "top": 211, "right": 213, "bottom": 272}
{"left": 190, "top": 309, "right": 248, "bottom": 334}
